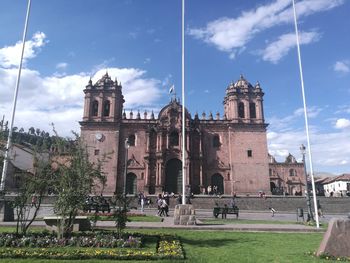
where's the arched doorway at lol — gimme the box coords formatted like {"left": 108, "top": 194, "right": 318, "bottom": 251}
{"left": 270, "top": 182, "right": 276, "bottom": 194}
{"left": 126, "top": 173, "right": 137, "bottom": 194}
{"left": 211, "top": 173, "right": 224, "bottom": 194}
{"left": 165, "top": 159, "right": 182, "bottom": 194}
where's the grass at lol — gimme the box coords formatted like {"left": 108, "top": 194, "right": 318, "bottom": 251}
{"left": 128, "top": 215, "right": 161, "bottom": 222}
{"left": 0, "top": 227, "right": 340, "bottom": 262}
{"left": 200, "top": 218, "right": 297, "bottom": 225}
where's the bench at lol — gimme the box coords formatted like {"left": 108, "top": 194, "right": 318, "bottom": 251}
{"left": 83, "top": 202, "right": 111, "bottom": 213}
{"left": 43, "top": 216, "right": 91, "bottom": 232}
{"left": 213, "top": 206, "right": 239, "bottom": 218}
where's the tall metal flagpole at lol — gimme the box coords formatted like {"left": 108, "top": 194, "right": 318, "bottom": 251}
{"left": 0, "top": 0, "right": 32, "bottom": 192}
{"left": 292, "top": 0, "right": 319, "bottom": 228}
{"left": 181, "top": 0, "right": 186, "bottom": 205}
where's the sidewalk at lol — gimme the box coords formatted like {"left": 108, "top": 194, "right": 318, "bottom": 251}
{"left": 0, "top": 215, "right": 324, "bottom": 233}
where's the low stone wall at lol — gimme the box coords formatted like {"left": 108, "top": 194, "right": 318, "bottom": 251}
{"left": 5, "top": 195, "right": 349, "bottom": 214}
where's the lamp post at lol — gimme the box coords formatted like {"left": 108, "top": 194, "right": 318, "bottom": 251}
{"left": 300, "top": 144, "right": 314, "bottom": 222}
{"left": 124, "top": 138, "right": 130, "bottom": 196}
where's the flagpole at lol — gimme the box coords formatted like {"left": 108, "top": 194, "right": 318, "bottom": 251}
{"left": 0, "top": 0, "right": 32, "bottom": 192}
{"left": 292, "top": 0, "right": 319, "bottom": 228}
{"left": 181, "top": 0, "right": 186, "bottom": 204}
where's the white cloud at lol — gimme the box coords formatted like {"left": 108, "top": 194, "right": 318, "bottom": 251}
{"left": 333, "top": 61, "right": 350, "bottom": 73}
{"left": 260, "top": 31, "right": 320, "bottom": 63}
{"left": 0, "top": 32, "right": 47, "bottom": 68}
{"left": 0, "top": 67, "right": 164, "bottom": 136}
{"left": 56, "top": 62, "right": 68, "bottom": 70}
{"left": 268, "top": 106, "right": 322, "bottom": 131}
{"left": 188, "top": 0, "right": 343, "bottom": 59}
{"left": 335, "top": 118, "right": 350, "bottom": 129}
{"left": 0, "top": 33, "right": 164, "bottom": 136}
{"left": 268, "top": 128, "right": 350, "bottom": 173}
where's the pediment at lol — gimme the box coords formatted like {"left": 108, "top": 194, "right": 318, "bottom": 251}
{"left": 127, "top": 154, "right": 145, "bottom": 169}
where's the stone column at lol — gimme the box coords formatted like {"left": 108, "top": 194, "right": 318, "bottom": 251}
{"left": 83, "top": 93, "right": 91, "bottom": 121}
{"left": 110, "top": 94, "right": 115, "bottom": 119}
{"left": 98, "top": 94, "right": 103, "bottom": 120}
{"left": 232, "top": 98, "right": 238, "bottom": 120}
{"left": 144, "top": 161, "right": 149, "bottom": 186}
{"left": 244, "top": 99, "right": 249, "bottom": 121}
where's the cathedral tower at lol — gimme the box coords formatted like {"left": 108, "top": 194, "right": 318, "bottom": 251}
{"left": 80, "top": 73, "right": 124, "bottom": 195}
{"left": 223, "top": 74, "right": 264, "bottom": 123}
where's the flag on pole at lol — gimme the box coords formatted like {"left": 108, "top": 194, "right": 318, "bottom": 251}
{"left": 169, "top": 84, "right": 175, "bottom": 94}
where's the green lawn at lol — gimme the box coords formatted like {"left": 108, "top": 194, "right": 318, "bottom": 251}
{"left": 0, "top": 227, "right": 340, "bottom": 263}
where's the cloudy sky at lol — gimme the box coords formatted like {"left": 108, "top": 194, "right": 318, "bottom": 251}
{"left": 0, "top": 0, "right": 349, "bottom": 175}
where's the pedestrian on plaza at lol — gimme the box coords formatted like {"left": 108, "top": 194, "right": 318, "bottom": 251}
{"left": 317, "top": 200, "right": 324, "bottom": 218}
{"left": 156, "top": 194, "right": 162, "bottom": 216}
{"left": 230, "top": 196, "right": 236, "bottom": 208}
{"left": 140, "top": 195, "right": 145, "bottom": 213}
{"left": 177, "top": 194, "right": 182, "bottom": 204}
{"left": 269, "top": 207, "right": 276, "bottom": 217}
{"left": 222, "top": 204, "right": 228, "bottom": 219}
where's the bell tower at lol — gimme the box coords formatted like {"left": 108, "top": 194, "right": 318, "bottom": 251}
{"left": 82, "top": 72, "right": 124, "bottom": 122}
{"left": 80, "top": 72, "right": 124, "bottom": 195}
{"left": 223, "top": 74, "right": 264, "bottom": 124}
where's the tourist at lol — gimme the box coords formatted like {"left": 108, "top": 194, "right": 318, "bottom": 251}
{"left": 164, "top": 193, "right": 170, "bottom": 216}
{"left": 177, "top": 194, "right": 182, "bottom": 204}
{"left": 222, "top": 204, "right": 228, "bottom": 219}
{"left": 156, "top": 194, "right": 162, "bottom": 216}
{"left": 207, "top": 185, "right": 212, "bottom": 195}
{"left": 140, "top": 195, "right": 145, "bottom": 213}
{"left": 230, "top": 197, "right": 236, "bottom": 208}
{"left": 269, "top": 207, "right": 276, "bottom": 217}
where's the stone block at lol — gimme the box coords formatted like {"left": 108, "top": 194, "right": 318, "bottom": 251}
{"left": 317, "top": 218, "right": 350, "bottom": 257}
{"left": 179, "top": 215, "right": 190, "bottom": 225}
{"left": 173, "top": 204, "right": 196, "bottom": 225}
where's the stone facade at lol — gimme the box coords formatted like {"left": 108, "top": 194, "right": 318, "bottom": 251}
{"left": 80, "top": 73, "right": 303, "bottom": 196}
{"left": 269, "top": 154, "right": 306, "bottom": 195}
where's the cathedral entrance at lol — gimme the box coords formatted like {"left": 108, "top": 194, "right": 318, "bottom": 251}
{"left": 126, "top": 173, "right": 137, "bottom": 194}
{"left": 165, "top": 159, "right": 182, "bottom": 194}
{"left": 211, "top": 173, "right": 224, "bottom": 194}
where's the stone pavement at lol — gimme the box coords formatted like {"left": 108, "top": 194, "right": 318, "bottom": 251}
{"left": 0, "top": 207, "right": 338, "bottom": 233}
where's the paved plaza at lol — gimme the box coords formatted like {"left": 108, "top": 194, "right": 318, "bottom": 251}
{"left": 1, "top": 205, "right": 347, "bottom": 233}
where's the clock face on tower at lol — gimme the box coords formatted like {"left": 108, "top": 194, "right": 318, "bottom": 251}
{"left": 95, "top": 133, "right": 103, "bottom": 141}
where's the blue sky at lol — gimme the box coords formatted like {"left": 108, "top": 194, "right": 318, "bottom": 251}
{"left": 0, "top": 0, "right": 349, "bottom": 175}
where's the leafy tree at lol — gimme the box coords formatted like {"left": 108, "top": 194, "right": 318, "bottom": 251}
{"left": 111, "top": 194, "right": 131, "bottom": 238}
{"left": 52, "top": 134, "right": 106, "bottom": 238}
{"left": 13, "top": 153, "right": 55, "bottom": 235}
{"left": 28, "top": 127, "right": 35, "bottom": 135}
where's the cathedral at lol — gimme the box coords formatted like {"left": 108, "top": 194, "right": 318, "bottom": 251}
{"left": 80, "top": 73, "right": 306, "bottom": 196}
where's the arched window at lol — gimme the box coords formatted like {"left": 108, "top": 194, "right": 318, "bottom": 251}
{"left": 213, "top": 134, "right": 220, "bottom": 148}
{"left": 289, "top": 169, "right": 296, "bottom": 176}
{"left": 103, "top": 100, "right": 110, "bottom": 117}
{"left": 238, "top": 102, "right": 245, "bottom": 118}
{"left": 170, "top": 131, "right": 179, "bottom": 146}
{"left": 92, "top": 100, "right": 99, "bottom": 116}
{"left": 128, "top": 134, "right": 136, "bottom": 146}
{"left": 249, "top": 102, "right": 256, "bottom": 119}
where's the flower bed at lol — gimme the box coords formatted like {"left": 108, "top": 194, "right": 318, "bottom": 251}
{"left": 0, "top": 232, "right": 141, "bottom": 248}
{"left": 0, "top": 232, "right": 184, "bottom": 260}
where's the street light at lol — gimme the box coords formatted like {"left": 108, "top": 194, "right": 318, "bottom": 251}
{"left": 124, "top": 138, "right": 130, "bottom": 196}
{"left": 300, "top": 144, "right": 314, "bottom": 222}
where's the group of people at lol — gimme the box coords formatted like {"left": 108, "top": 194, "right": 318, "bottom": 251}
{"left": 204, "top": 185, "right": 220, "bottom": 195}
{"left": 156, "top": 193, "right": 170, "bottom": 217}
{"left": 138, "top": 192, "right": 151, "bottom": 212}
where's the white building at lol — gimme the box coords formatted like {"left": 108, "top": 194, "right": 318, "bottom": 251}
{"left": 323, "top": 174, "right": 350, "bottom": 197}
